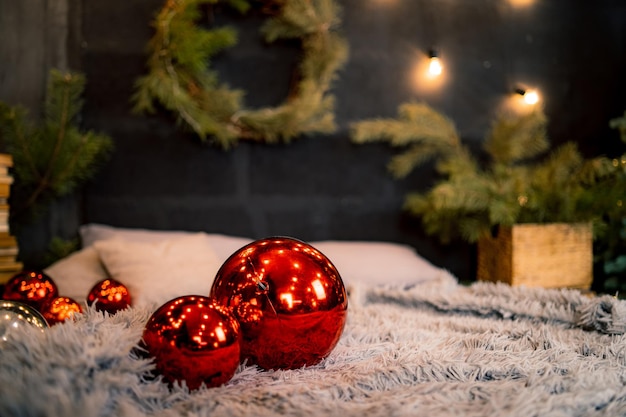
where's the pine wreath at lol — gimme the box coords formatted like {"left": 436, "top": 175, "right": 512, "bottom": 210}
{"left": 132, "top": 0, "right": 349, "bottom": 148}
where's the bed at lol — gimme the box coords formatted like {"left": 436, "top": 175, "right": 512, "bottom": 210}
{"left": 2, "top": 223, "right": 626, "bottom": 416}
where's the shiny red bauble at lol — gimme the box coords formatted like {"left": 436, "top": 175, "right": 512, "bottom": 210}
{"left": 41, "top": 296, "right": 83, "bottom": 325}
{"left": 2, "top": 270, "right": 59, "bottom": 311}
{"left": 210, "top": 236, "right": 348, "bottom": 370}
{"left": 87, "top": 278, "right": 131, "bottom": 314}
{"left": 142, "top": 295, "right": 241, "bottom": 390}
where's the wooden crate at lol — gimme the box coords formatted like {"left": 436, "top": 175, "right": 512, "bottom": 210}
{"left": 477, "top": 223, "right": 593, "bottom": 289}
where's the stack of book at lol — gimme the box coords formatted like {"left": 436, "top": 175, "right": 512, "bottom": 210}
{"left": 0, "top": 153, "right": 22, "bottom": 284}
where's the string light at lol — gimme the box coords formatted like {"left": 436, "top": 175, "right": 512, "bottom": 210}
{"left": 409, "top": 48, "right": 446, "bottom": 93}
{"left": 427, "top": 49, "right": 443, "bottom": 77}
{"left": 515, "top": 87, "right": 540, "bottom": 105}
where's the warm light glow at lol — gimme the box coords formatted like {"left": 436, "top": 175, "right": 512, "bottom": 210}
{"left": 428, "top": 56, "right": 443, "bottom": 77}
{"left": 409, "top": 49, "right": 447, "bottom": 94}
{"left": 515, "top": 88, "right": 540, "bottom": 106}
{"left": 280, "top": 293, "right": 294, "bottom": 309}
{"left": 509, "top": 0, "right": 535, "bottom": 7}
{"left": 497, "top": 88, "right": 541, "bottom": 117}
{"left": 523, "top": 90, "right": 539, "bottom": 105}
{"left": 517, "top": 195, "right": 528, "bottom": 206}
{"left": 371, "top": 0, "right": 398, "bottom": 5}
{"left": 192, "top": 335, "right": 207, "bottom": 346}
{"left": 311, "top": 279, "right": 327, "bottom": 300}
{"left": 214, "top": 326, "right": 226, "bottom": 342}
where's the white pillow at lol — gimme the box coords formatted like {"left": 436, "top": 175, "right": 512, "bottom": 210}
{"left": 44, "top": 246, "right": 109, "bottom": 303}
{"left": 309, "top": 240, "right": 448, "bottom": 287}
{"left": 92, "top": 233, "right": 222, "bottom": 308}
{"left": 78, "top": 224, "right": 450, "bottom": 290}
{"left": 79, "top": 223, "right": 252, "bottom": 262}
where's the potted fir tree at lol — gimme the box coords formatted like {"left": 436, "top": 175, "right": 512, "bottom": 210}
{"left": 351, "top": 103, "right": 626, "bottom": 289}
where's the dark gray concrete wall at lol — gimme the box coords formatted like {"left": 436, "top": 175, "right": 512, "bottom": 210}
{"left": 0, "top": 0, "right": 78, "bottom": 113}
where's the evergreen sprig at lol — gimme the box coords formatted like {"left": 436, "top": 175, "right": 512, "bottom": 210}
{"left": 0, "top": 69, "right": 113, "bottom": 224}
{"left": 351, "top": 102, "right": 626, "bottom": 243}
{"left": 351, "top": 102, "right": 461, "bottom": 177}
{"left": 132, "top": 0, "right": 348, "bottom": 148}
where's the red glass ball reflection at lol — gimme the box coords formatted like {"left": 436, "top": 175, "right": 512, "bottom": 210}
{"left": 87, "top": 278, "right": 131, "bottom": 314}
{"left": 210, "top": 236, "right": 348, "bottom": 370}
{"left": 2, "top": 270, "right": 58, "bottom": 311}
{"left": 41, "top": 296, "right": 83, "bottom": 325}
{"left": 142, "top": 296, "right": 241, "bottom": 390}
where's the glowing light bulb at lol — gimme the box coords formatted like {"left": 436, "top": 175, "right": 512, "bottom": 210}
{"left": 427, "top": 49, "right": 442, "bottom": 77}
{"left": 410, "top": 49, "right": 446, "bottom": 93}
{"left": 523, "top": 90, "right": 539, "bottom": 105}
{"left": 515, "top": 88, "right": 540, "bottom": 105}
{"left": 428, "top": 57, "right": 442, "bottom": 76}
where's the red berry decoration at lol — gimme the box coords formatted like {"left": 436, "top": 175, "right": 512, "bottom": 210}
{"left": 210, "top": 236, "right": 348, "bottom": 370}
{"left": 142, "top": 295, "right": 241, "bottom": 390}
{"left": 41, "top": 296, "right": 83, "bottom": 326}
{"left": 2, "top": 270, "right": 58, "bottom": 311}
{"left": 87, "top": 278, "right": 131, "bottom": 314}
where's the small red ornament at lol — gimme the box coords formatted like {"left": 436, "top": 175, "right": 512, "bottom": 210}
{"left": 40, "top": 296, "right": 83, "bottom": 325}
{"left": 210, "top": 236, "right": 348, "bottom": 370}
{"left": 142, "top": 295, "right": 241, "bottom": 390}
{"left": 2, "top": 270, "right": 59, "bottom": 311}
{"left": 87, "top": 278, "right": 131, "bottom": 314}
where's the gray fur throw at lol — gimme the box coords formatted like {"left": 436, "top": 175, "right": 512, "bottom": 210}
{"left": 2, "top": 274, "right": 626, "bottom": 417}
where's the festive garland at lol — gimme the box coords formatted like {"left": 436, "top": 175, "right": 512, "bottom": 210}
{"left": 132, "top": 0, "right": 348, "bottom": 148}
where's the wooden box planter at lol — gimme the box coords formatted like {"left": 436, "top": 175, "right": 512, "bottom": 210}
{"left": 477, "top": 223, "right": 593, "bottom": 289}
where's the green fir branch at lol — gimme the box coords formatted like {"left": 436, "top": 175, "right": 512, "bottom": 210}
{"left": 484, "top": 110, "right": 549, "bottom": 164}
{"left": 0, "top": 70, "right": 113, "bottom": 224}
{"left": 351, "top": 102, "right": 460, "bottom": 149}
{"left": 352, "top": 102, "right": 626, "bottom": 243}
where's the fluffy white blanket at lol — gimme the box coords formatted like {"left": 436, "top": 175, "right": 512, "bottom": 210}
{"left": 2, "top": 275, "right": 626, "bottom": 417}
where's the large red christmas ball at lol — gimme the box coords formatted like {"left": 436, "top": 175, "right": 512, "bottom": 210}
{"left": 87, "top": 278, "right": 131, "bottom": 314}
{"left": 2, "top": 270, "right": 58, "bottom": 311}
{"left": 210, "top": 236, "right": 348, "bottom": 370}
{"left": 40, "top": 296, "right": 84, "bottom": 326}
{"left": 142, "top": 295, "right": 241, "bottom": 390}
